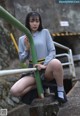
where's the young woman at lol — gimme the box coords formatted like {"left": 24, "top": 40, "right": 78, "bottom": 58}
{"left": 10, "top": 12, "right": 67, "bottom": 104}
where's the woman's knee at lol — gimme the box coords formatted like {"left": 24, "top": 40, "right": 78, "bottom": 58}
{"left": 10, "top": 86, "right": 20, "bottom": 97}
{"left": 50, "top": 59, "right": 62, "bottom": 70}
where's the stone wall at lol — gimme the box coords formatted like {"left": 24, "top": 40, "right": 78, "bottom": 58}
{"left": 4, "top": 0, "right": 80, "bottom": 33}
{"left": 0, "top": 76, "right": 21, "bottom": 110}
{"left": 1, "top": 0, "right": 80, "bottom": 35}
{"left": 0, "top": 26, "right": 18, "bottom": 69}
{"left": 0, "top": 60, "right": 23, "bottom": 111}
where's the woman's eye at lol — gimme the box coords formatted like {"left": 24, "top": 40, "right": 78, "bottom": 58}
{"left": 36, "top": 20, "right": 39, "bottom": 22}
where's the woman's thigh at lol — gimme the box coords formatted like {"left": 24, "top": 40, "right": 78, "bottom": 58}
{"left": 44, "top": 59, "right": 62, "bottom": 81}
{"left": 44, "top": 62, "right": 54, "bottom": 81}
{"left": 11, "top": 76, "right": 36, "bottom": 91}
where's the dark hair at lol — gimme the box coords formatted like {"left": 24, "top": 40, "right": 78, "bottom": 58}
{"left": 25, "top": 11, "right": 43, "bottom": 31}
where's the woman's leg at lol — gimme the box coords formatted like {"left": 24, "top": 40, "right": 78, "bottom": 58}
{"left": 44, "top": 59, "right": 67, "bottom": 103}
{"left": 45, "top": 59, "right": 63, "bottom": 86}
{"left": 10, "top": 76, "right": 36, "bottom": 97}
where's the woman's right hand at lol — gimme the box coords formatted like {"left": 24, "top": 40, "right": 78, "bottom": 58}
{"left": 34, "top": 64, "right": 46, "bottom": 71}
{"left": 24, "top": 37, "right": 30, "bottom": 51}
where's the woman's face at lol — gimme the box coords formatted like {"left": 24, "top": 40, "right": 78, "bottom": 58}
{"left": 29, "top": 16, "right": 40, "bottom": 32}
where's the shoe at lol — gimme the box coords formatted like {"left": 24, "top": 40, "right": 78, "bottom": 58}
{"left": 57, "top": 91, "right": 68, "bottom": 105}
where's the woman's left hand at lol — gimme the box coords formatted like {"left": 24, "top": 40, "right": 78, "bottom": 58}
{"left": 34, "top": 64, "right": 46, "bottom": 70}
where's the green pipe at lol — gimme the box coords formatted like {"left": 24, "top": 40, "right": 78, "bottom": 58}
{"left": 0, "top": 6, "right": 44, "bottom": 98}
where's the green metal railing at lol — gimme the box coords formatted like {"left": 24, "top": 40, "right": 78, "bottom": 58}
{"left": 0, "top": 6, "right": 44, "bottom": 98}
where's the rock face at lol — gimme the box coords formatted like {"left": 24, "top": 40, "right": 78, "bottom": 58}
{"left": 0, "top": 26, "right": 18, "bottom": 69}
{"left": 4, "top": 0, "right": 80, "bottom": 32}
{"left": 0, "top": 77, "right": 23, "bottom": 111}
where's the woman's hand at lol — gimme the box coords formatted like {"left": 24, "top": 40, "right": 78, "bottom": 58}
{"left": 34, "top": 64, "right": 46, "bottom": 70}
{"left": 24, "top": 37, "right": 30, "bottom": 51}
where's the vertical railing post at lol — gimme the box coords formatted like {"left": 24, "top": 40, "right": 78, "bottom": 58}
{"left": 68, "top": 49, "right": 76, "bottom": 78}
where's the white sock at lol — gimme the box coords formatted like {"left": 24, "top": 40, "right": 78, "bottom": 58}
{"left": 57, "top": 86, "right": 64, "bottom": 99}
